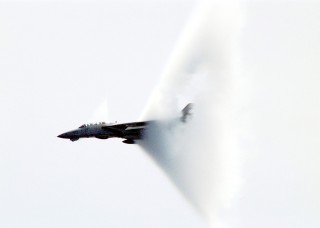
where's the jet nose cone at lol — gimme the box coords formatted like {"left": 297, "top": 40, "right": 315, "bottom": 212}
{"left": 57, "top": 133, "right": 68, "bottom": 138}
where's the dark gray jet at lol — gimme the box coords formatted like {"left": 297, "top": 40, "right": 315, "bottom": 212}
{"left": 57, "top": 103, "right": 193, "bottom": 144}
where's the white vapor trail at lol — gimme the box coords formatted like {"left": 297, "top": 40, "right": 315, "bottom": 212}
{"left": 140, "top": 0, "right": 244, "bottom": 226}
{"left": 89, "top": 100, "right": 110, "bottom": 123}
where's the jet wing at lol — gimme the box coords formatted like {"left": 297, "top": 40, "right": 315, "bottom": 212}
{"left": 101, "top": 121, "right": 151, "bottom": 137}
{"left": 101, "top": 125, "right": 124, "bottom": 137}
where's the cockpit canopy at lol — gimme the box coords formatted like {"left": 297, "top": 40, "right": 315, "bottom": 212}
{"left": 78, "top": 122, "right": 106, "bottom": 128}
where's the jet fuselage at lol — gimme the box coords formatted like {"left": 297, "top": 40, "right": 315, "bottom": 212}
{"left": 58, "top": 103, "right": 193, "bottom": 144}
{"left": 58, "top": 121, "right": 149, "bottom": 144}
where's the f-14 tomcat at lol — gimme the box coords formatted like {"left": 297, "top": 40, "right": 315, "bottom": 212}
{"left": 58, "top": 103, "right": 193, "bottom": 144}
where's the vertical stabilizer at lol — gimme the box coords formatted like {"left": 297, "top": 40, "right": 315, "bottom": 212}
{"left": 180, "top": 103, "right": 193, "bottom": 123}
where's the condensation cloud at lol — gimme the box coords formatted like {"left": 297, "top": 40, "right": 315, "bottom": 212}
{"left": 139, "top": 0, "right": 244, "bottom": 226}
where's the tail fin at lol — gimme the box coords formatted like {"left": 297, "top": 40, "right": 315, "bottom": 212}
{"left": 180, "top": 103, "right": 193, "bottom": 123}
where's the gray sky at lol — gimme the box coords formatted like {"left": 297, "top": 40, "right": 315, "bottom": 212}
{"left": 1, "top": 0, "right": 320, "bottom": 228}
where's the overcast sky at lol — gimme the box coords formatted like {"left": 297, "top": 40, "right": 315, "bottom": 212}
{"left": 1, "top": 0, "right": 319, "bottom": 228}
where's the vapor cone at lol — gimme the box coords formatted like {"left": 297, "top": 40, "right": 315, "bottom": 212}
{"left": 89, "top": 100, "right": 110, "bottom": 123}
{"left": 139, "top": 1, "right": 243, "bottom": 226}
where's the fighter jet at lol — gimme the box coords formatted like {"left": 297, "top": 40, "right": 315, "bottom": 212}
{"left": 57, "top": 103, "right": 193, "bottom": 144}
